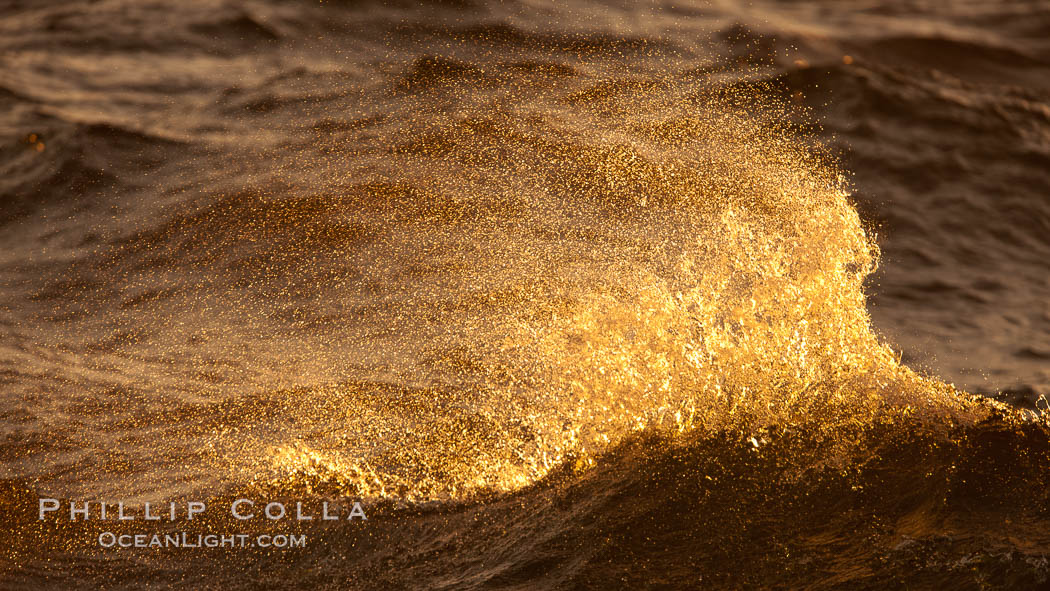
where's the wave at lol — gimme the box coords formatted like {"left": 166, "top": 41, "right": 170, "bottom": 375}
{"left": 7, "top": 62, "right": 1037, "bottom": 502}
{"left": 4, "top": 1, "right": 1050, "bottom": 588}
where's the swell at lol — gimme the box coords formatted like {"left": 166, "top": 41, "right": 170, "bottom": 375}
{"left": 0, "top": 118, "right": 186, "bottom": 225}
{"left": 395, "top": 21, "right": 669, "bottom": 54}
{"left": 0, "top": 3, "right": 283, "bottom": 56}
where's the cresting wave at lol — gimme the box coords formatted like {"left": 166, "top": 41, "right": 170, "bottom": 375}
{"left": 223, "top": 82, "right": 996, "bottom": 504}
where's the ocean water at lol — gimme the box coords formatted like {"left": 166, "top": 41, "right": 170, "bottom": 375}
{"left": 2, "top": 0, "right": 1050, "bottom": 589}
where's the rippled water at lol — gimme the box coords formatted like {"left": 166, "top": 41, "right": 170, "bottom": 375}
{"left": 2, "top": 1, "right": 1050, "bottom": 589}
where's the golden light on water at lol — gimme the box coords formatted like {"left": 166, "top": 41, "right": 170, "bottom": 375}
{"left": 218, "top": 73, "right": 995, "bottom": 504}
{"left": 7, "top": 3, "right": 1050, "bottom": 586}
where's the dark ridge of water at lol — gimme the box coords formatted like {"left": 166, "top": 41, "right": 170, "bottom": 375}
{"left": 3, "top": 408, "right": 1049, "bottom": 590}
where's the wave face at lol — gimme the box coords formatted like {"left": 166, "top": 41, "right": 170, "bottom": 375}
{"left": 2, "top": 0, "right": 1050, "bottom": 588}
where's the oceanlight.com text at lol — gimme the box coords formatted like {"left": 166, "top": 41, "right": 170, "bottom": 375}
{"left": 97, "top": 531, "right": 307, "bottom": 549}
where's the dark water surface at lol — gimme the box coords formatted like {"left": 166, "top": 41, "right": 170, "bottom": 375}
{"left": 2, "top": 1, "right": 1050, "bottom": 589}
